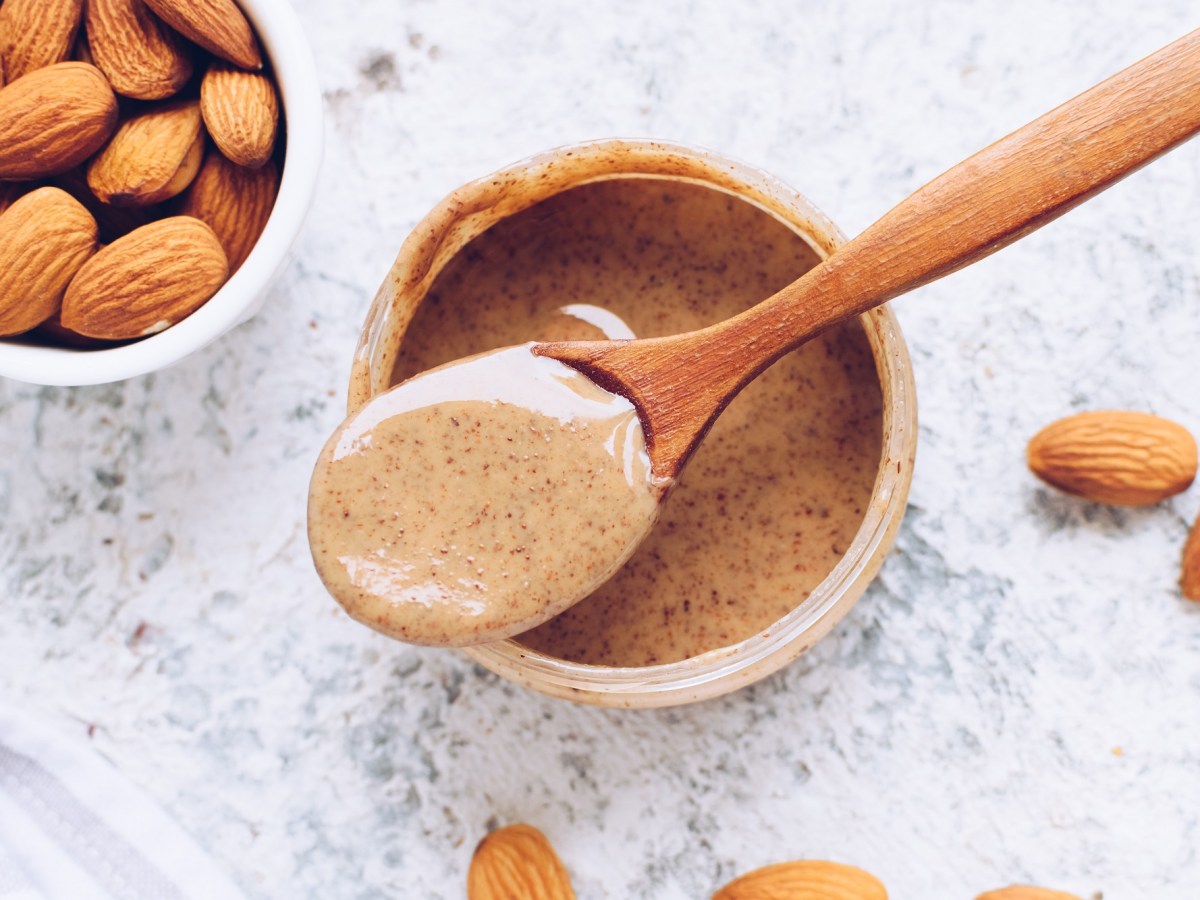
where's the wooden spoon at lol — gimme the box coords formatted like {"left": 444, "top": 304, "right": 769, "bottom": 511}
{"left": 537, "top": 29, "right": 1200, "bottom": 479}
{"left": 310, "top": 30, "right": 1200, "bottom": 649}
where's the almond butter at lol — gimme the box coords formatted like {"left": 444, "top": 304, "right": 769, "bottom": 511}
{"left": 200, "top": 60, "right": 278, "bottom": 169}
{"left": 976, "top": 887, "right": 1083, "bottom": 900}
{"left": 0, "top": 0, "right": 83, "bottom": 82}
{"left": 1027, "top": 410, "right": 1198, "bottom": 506}
{"left": 713, "top": 860, "right": 888, "bottom": 900}
{"left": 178, "top": 150, "right": 276, "bottom": 272}
{"left": 85, "top": 0, "right": 192, "bottom": 100}
{"left": 61, "top": 216, "right": 228, "bottom": 339}
{"left": 467, "top": 824, "right": 575, "bottom": 900}
{"left": 0, "top": 62, "right": 118, "bottom": 179}
{"left": 0, "top": 186, "right": 97, "bottom": 336}
{"left": 1182, "top": 511, "right": 1200, "bottom": 601}
{"left": 87, "top": 99, "right": 204, "bottom": 206}
{"left": 141, "top": 0, "right": 262, "bottom": 71}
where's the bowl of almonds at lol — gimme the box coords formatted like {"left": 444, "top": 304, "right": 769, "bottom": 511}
{"left": 0, "top": 0, "right": 321, "bottom": 386}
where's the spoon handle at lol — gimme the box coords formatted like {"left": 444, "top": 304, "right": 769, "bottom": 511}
{"left": 540, "top": 29, "right": 1200, "bottom": 475}
{"left": 728, "top": 27, "right": 1200, "bottom": 359}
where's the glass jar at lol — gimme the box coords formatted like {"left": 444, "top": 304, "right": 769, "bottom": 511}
{"left": 350, "top": 139, "right": 917, "bottom": 708}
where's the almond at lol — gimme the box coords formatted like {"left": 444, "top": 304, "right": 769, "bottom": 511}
{"left": 0, "top": 62, "right": 118, "bottom": 179}
{"left": 1182, "top": 511, "right": 1200, "bottom": 601}
{"left": 51, "top": 166, "right": 152, "bottom": 243}
{"left": 0, "top": 0, "right": 83, "bottom": 82}
{"left": 467, "top": 824, "right": 575, "bottom": 900}
{"left": 72, "top": 28, "right": 95, "bottom": 66}
{"left": 0, "top": 181, "right": 28, "bottom": 216}
{"left": 1027, "top": 411, "right": 1198, "bottom": 506}
{"left": 85, "top": 0, "right": 192, "bottom": 100}
{"left": 33, "top": 310, "right": 113, "bottom": 347}
{"left": 61, "top": 216, "right": 228, "bottom": 339}
{"left": 87, "top": 99, "right": 204, "bottom": 206}
{"left": 976, "top": 888, "right": 1083, "bottom": 900}
{"left": 141, "top": 0, "right": 262, "bottom": 71}
{"left": 713, "top": 860, "right": 888, "bottom": 900}
{"left": 0, "top": 186, "right": 97, "bottom": 336}
{"left": 200, "top": 60, "right": 278, "bottom": 169}
{"left": 177, "top": 150, "right": 276, "bottom": 272}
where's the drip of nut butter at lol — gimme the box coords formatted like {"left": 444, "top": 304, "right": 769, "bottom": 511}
{"left": 308, "top": 343, "right": 671, "bottom": 647}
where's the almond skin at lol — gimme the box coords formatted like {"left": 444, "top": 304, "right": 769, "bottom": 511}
{"left": 177, "top": 150, "right": 277, "bottom": 272}
{"left": 467, "top": 824, "right": 575, "bottom": 900}
{"left": 713, "top": 860, "right": 888, "bottom": 900}
{"left": 200, "top": 61, "right": 279, "bottom": 169}
{"left": 141, "top": 0, "right": 262, "bottom": 71}
{"left": 61, "top": 216, "right": 228, "bottom": 339}
{"left": 85, "top": 0, "right": 193, "bottom": 100}
{"left": 1182, "top": 511, "right": 1200, "bottom": 601}
{"left": 0, "top": 186, "right": 98, "bottom": 336}
{"left": 976, "top": 888, "right": 1083, "bottom": 900}
{"left": 0, "top": 0, "right": 84, "bottom": 82}
{"left": 1027, "top": 411, "right": 1198, "bottom": 506}
{"left": 87, "top": 99, "right": 204, "bottom": 206}
{"left": 0, "top": 62, "right": 118, "bottom": 179}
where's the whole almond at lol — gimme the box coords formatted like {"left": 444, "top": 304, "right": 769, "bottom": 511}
{"left": 178, "top": 151, "right": 277, "bottom": 272}
{"left": 976, "top": 888, "right": 1083, "bottom": 900}
{"left": 713, "top": 860, "right": 887, "bottom": 900}
{"left": 467, "top": 824, "right": 575, "bottom": 900}
{"left": 0, "top": 186, "right": 97, "bottom": 336}
{"left": 0, "top": 62, "right": 118, "bottom": 179}
{"left": 1182, "top": 511, "right": 1200, "bottom": 601}
{"left": 0, "top": 0, "right": 83, "bottom": 82}
{"left": 1027, "top": 411, "right": 1198, "bottom": 506}
{"left": 200, "top": 61, "right": 278, "bottom": 169}
{"left": 85, "top": 0, "right": 193, "bottom": 100}
{"left": 88, "top": 100, "right": 204, "bottom": 206}
{"left": 61, "top": 216, "right": 228, "bottom": 339}
{"left": 141, "top": 0, "right": 262, "bottom": 71}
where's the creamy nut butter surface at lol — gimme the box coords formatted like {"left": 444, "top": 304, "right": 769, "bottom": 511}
{"left": 387, "top": 178, "right": 883, "bottom": 665}
{"left": 309, "top": 344, "right": 667, "bottom": 646}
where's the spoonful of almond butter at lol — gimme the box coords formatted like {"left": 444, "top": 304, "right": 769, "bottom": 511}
{"left": 309, "top": 29, "right": 1200, "bottom": 647}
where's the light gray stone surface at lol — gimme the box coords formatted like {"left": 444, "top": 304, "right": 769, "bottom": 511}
{"left": 2, "top": 1, "right": 1199, "bottom": 897}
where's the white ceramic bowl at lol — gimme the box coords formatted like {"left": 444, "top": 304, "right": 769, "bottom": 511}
{"left": 0, "top": 0, "right": 323, "bottom": 387}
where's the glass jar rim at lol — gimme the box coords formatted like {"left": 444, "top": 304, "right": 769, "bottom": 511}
{"left": 356, "top": 139, "right": 917, "bottom": 708}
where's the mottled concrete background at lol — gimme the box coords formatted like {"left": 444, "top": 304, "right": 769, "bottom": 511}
{"left": 2, "top": 1, "right": 1198, "bottom": 897}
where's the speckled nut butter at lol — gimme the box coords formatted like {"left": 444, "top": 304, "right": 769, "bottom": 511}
{"left": 309, "top": 345, "right": 668, "bottom": 646}
{"left": 350, "top": 140, "right": 917, "bottom": 707}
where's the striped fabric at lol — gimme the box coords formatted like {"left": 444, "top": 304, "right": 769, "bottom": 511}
{"left": 0, "top": 704, "right": 246, "bottom": 900}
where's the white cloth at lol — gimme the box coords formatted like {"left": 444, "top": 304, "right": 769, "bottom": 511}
{"left": 0, "top": 703, "right": 247, "bottom": 900}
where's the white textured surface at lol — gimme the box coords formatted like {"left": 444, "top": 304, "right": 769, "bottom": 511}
{"left": 2, "top": 1, "right": 1199, "bottom": 897}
